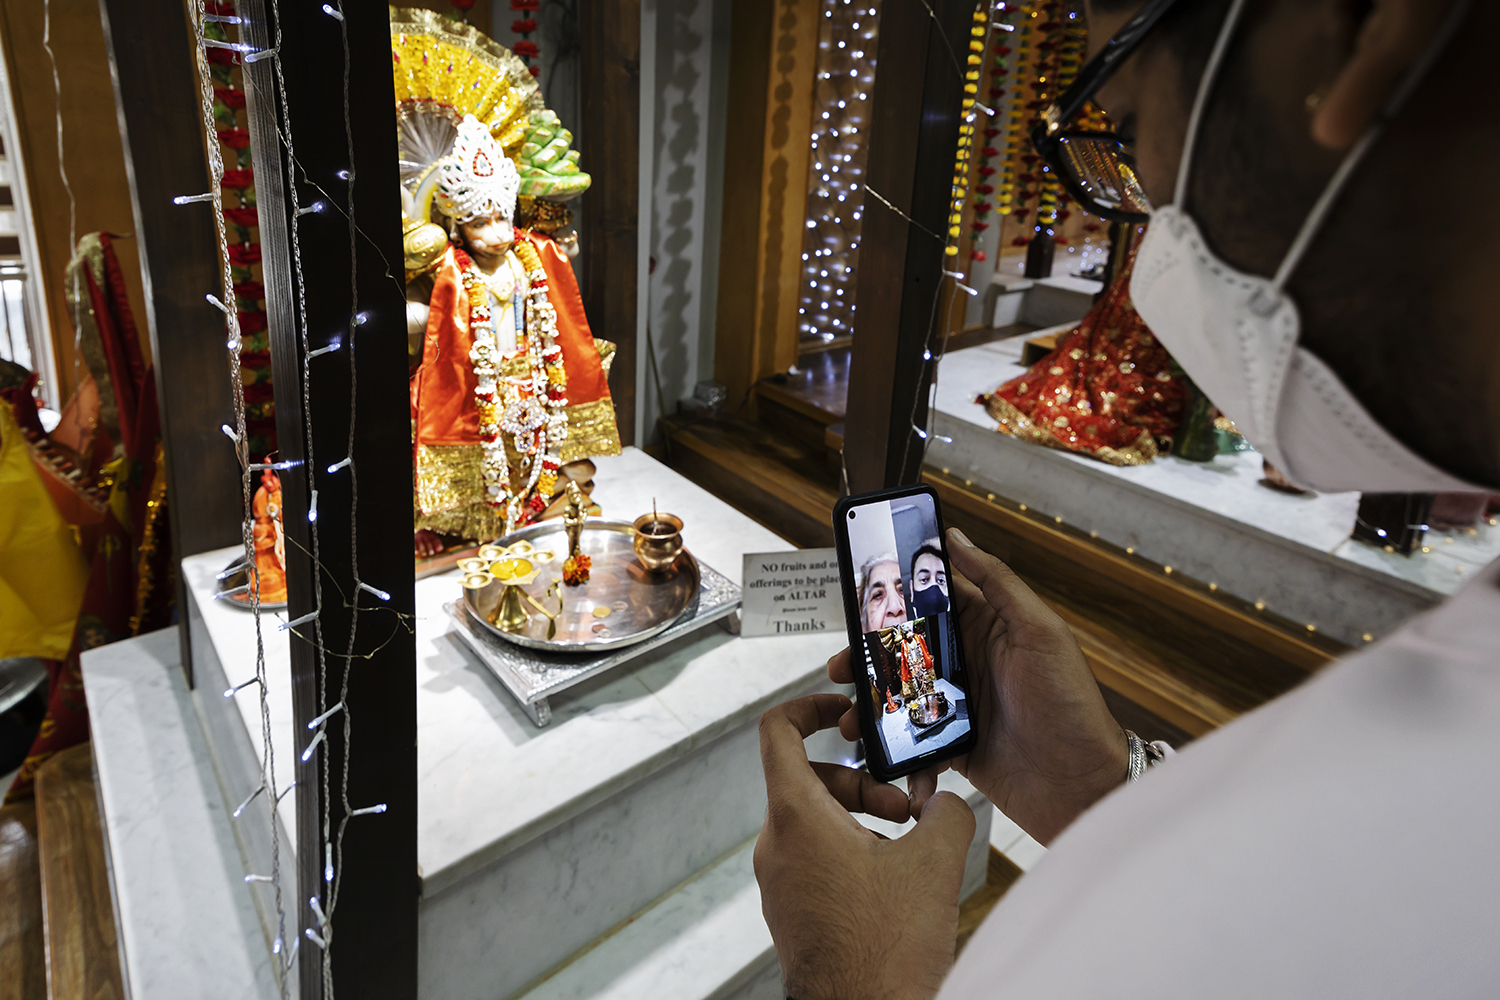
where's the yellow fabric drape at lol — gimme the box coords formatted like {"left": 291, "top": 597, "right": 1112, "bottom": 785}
{"left": 0, "top": 400, "right": 88, "bottom": 659}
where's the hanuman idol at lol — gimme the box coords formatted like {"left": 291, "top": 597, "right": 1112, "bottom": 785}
{"left": 393, "top": 9, "right": 620, "bottom": 557}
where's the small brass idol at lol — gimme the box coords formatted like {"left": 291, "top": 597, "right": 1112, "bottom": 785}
{"left": 561, "top": 481, "right": 593, "bottom": 586}
{"left": 562, "top": 481, "right": 588, "bottom": 558}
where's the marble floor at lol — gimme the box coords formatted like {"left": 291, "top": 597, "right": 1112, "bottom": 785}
{"left": 932, "top": 332, "right": 1500, "bottom": 600}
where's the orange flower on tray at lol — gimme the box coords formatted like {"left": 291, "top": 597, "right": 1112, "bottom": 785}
{"left": 562, "top": 552, "right": 591, "bottom": 586}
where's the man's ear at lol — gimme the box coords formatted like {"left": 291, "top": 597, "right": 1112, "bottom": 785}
{"left": 1311, "top": 0, "right": 1459, "bottom": 149}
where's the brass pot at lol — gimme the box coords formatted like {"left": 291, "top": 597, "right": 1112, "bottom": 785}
{"left": 632, "top": 512, "right": 684, "bottom": 573}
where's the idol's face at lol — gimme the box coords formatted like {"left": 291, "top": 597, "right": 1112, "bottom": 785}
{"left": 458, "top": 212, "right": 515, "bottom": 264}
{"left": 912, "top": 553, "right": 946, "bottom": 597}
{"left": 862, "top": 560, "right": 907, "bottom": 633}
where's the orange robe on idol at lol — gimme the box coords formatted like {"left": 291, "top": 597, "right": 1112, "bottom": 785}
{"left": 411, "top": 231, "right": 620, "bottom": 540}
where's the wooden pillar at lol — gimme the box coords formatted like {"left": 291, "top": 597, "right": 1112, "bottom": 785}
{"left": 99, "top": 0, "right": 242, "bottom": 686}
{"left": 235, "top": 3, "right": 417, "bottom": 997}
{"left": 578, "top": 0, "right": 641, "bottom": 446}
{"left": 843, "top": 0, "right": 972, "bottom": 492}
{"left": 712, "top": 0, "right": 820, "bottom": 412}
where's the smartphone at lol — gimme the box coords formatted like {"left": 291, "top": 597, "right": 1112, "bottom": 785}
{"left": 832, "top": 485, "right": 976, "bottom": 782}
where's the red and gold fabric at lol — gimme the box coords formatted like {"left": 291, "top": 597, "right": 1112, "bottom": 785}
{"left": 4, "top": 233, "right": 172, "bottom": 803}
{"left": 978, "top": 239, "right": 1185, "bottom": 466}
{"left": 411, "top": 230, "right": 620, "bottom": 540}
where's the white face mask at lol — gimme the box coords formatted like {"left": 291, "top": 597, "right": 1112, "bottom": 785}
{"left": 1129, "top": 0, "right": 1482, "bottom": 494}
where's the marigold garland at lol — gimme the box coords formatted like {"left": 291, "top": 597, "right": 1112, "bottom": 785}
{"left": 945, "top": 6, "right": 989, "bottom": 258}
{"left": 457, "top": 236, "right": 569, "bottom": 537}
{"left": 967, "top": 2, "right": 1021, "bottom": 264}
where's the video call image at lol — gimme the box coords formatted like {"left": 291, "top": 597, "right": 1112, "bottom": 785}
{"left": 847, "top": 494, "right": 971, "bottom": 767}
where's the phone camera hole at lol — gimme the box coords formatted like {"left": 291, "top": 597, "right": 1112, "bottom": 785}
{"left": 849, "top": 510, "right": 856, "bottom": 519}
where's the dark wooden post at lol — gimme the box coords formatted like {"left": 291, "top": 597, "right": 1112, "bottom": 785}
{"left": 843, "top": 0, "right": 973, "bottom": 492}
{"left": 98, "top": 0, "right": 243, "bottom": 684}
{"left": 578, "top": 0, "right": 641, "bottom": 445}
{"left": 235, "top": 3, "right": 417, "bottom": 997}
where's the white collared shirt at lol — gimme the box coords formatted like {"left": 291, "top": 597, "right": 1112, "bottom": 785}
{"left": 942, "top": 558, "right": 1500, "bottom": 999}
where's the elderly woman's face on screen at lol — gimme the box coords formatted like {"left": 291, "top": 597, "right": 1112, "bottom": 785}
{"left": 862, "top": 560, "right": 907, "bottom": 633}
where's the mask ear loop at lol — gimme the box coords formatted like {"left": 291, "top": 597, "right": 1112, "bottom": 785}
{"left": 1262, "top": 0, "right": 1472, "bottom": 304}
{"left": 1171, "top": 0, "right": 1254, "bottom": 211}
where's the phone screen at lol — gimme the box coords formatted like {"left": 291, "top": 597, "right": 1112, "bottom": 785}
{"left": 838, "top": 488, "right": 972, "bottom": 775}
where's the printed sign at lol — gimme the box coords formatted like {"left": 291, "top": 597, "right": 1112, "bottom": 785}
{"left": 740, "top": 548, "right": 845, "bottom": 638}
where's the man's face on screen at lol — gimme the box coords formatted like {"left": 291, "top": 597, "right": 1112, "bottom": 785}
{"left": 912, "top": 552, "right": 946, "bottom": 596}
{"left": 862, "top": 560, "right": 907, "bottom": 633}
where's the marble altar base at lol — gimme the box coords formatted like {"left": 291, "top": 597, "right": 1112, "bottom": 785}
{"left": 167, "top": 448, "right": 992, "bottom": 999}
{"left": 929, "top": 334, "right": 1500, "bottom": 645}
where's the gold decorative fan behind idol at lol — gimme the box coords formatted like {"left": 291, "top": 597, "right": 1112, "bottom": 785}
{"left": 391, "top": 6, "right": 591, "bottom": 223}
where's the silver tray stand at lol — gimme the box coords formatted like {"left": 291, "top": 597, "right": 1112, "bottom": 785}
{"left": 444, "top": 559, "right": 742, "bottom": 726}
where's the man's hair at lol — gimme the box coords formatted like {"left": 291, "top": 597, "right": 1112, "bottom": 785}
{"left": 1090, "top": 0, "right": 1500, "bottom": 483}
{"left": 909, "top": 544, "right": 943, "bottom": 583}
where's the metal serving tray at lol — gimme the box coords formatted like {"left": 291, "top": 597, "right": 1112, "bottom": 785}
{"left": 461, "top": 520, "right": 699, "bottom": 652}
{"left": 443, "top": 558, "right": 741, "bottom": 727}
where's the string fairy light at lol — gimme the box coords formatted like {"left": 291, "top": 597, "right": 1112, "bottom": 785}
{"left": 795, "top": 0, "right": 882, "bottom": 346}
{"left": 184, "top": 2, "right": 290, "bottom": 993}
{"left": 255, "top": 28, "right": 336, "bottom": 957}
{"left": 189, "top": 1, "right": 396, "bottom": 991}
{"left": 900, "top": 2, "right": 997, "bottom": 472}
{"left": 40, "top": 0, "right": 90, "bottom": 403}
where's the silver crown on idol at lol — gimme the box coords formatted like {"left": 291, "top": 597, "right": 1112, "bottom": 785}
{"left": 434, "top": 114, "right": 521, "bottom": 225}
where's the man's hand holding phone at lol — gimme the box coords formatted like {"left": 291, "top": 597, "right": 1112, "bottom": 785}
{"left": 755, "top": 522, "right": 1130, "bottom": 996}
{"left": 755, "top": 693, "right": 977, "bottom": 1000}
{"left": 829, "top": 527, "right": 1129, "bottom": 844}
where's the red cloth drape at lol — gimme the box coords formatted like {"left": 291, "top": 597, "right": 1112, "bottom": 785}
{"left": 979, "top": 236, "right": 1186, "bottom": 466}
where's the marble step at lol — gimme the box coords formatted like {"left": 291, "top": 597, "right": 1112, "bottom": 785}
{"left": 519, "top": 773, "right": 994, "bottom": 1000}
{"left": 80, "top": 627, "right": 283, "bottom": 1000}
{"left": 33, "top": 743, "right": 126, "bottom": 999}
{"left": 418, "top": 677, "right": 853, "bottom": 1000}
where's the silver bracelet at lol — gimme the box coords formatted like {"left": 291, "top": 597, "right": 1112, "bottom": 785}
{"left": 1125, "top": 730, "right": 1169, "bottom": 782}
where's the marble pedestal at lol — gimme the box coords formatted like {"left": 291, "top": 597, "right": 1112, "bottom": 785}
{"left": 172, "top": 448, "right": 992, "bottom": 1000}
{"left": 982, "top": 272, "right": 1101, "bottom": 331}
{"left": 930, "top": 335, "right": 1500, "bottom": 645}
